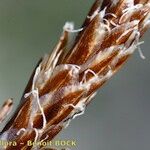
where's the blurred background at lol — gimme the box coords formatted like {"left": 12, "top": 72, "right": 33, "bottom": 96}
{"left": 0, "top": 0, "right": 150, "bottom": 150}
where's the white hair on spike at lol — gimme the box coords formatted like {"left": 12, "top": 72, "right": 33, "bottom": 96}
{"left": 135, "top": 32, "right": 146, "bottom": 59}
{"left": 63, "top": 90, "right": 99, "bottom": 129}
{"left": 16, "top": 128, "right": 26, "bottom": 136}
{"left": 123, "top": 4, "right": 143, "bottom": 14}
{"left": 101, "top": 22, "right": 111, "bottom": 32}
{"left": 103, "top": 18, "right": 110, "bottom": 27}
{"left": 63, "top": 84, "right": 85, "bottom": 98}
{"left": 35, "top": 89, "right": 47, "bottom": 129}
{"left": 33, "top": 128, "right": 39, "bottom": 149}
{"left": 63, "top": 22, "right": 83, "bottom": 33}
{"left": 63, "top": 97, "right": 87, "bottom": 128}
{"left": 66, "top": 99, "right": 86, "bottom": 113}
{"left": 105, "top": 13, "right": 117, "bottom": 18}
{"left": 125, "top": 29, "right": 138, "bottom": 48}
{"left": 40, "top": 135, "right": 49, "bottom": 142}
{"left": 117, "top": 30, "right": 145, "bottom": 59}
{"left": 99, "top": 7, "right": 107, "bottom": 20}
{"left": 64, "top": 119, "right": 71, "bottom": 128}
{"left": 63, "top": 22, "right": 74, "bottom": 31}
{"left": 105, "top": 69, "right": 113, "bottom": 79}
{"left": 32, "top": 65, "right": 41, "bottom": 91}
{"left": 117, "top": 28, "right": 135, "bottom": 43}
{"left": 87, "top": 7, "right": 100, "bottom": 20}
{"left": 81, "top": 69, "right": 98, "bottom": 84}
{"left": 49, "top": 64, "right": 80, "bottom": 80}
{"left": 119, "top": 3, "right": 149, "bottom": 24}
{"left": 138, "top": 47, "right": 146, "bottom": 59}
{"left": 104, "top": 22, "right": 112, "bottom": 32}
{"left": 110, "top": 20, "right": 118, "bottom": 27}
{"left": 86, "top": 92, "right": 97, "bottom": 104}
{"left": 24, "top": 89, "right": 47, "bottom": 130}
